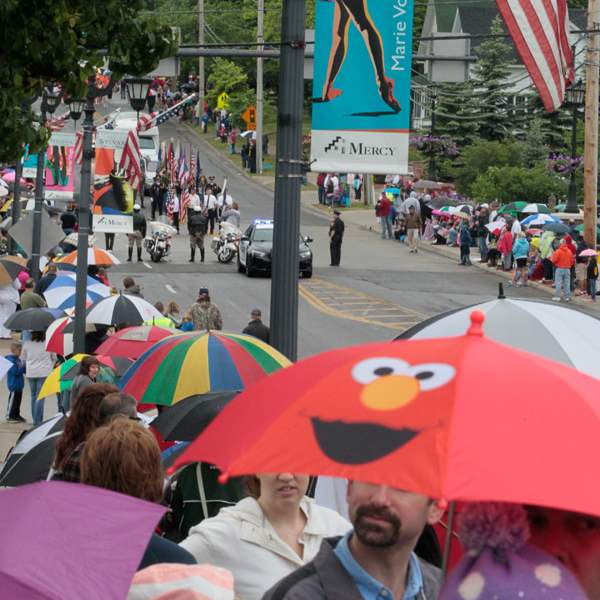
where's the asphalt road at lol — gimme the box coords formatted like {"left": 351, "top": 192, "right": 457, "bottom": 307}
{"left": 104, "top": 113, "right": 558, "bottom": 359}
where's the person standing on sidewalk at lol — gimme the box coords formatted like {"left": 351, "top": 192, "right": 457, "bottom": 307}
{"left": 22, "top": 331, "right": 56, "bottom": 425}
{"left": 587, "top": 254, "right": 598, "bottom": 301}
{"left": 5, "top": 342, "right": 26, "bottom": 423}
{"left": 459, "top": 219, "right": 472, "bottom": 265}
{"left": 476, "top": 207, "right": 489, "bottom": 262}
{"left": 329, "top": 210, "right": 345, "bottom": 266}
{"left": 376, "top": 193, "right": 393, "bottom": 240}
{"left": 406, "top": 205, "right": 421, "bottom": 253}
{"left": 551, "top": 238, "right": 574, "bottom": 301}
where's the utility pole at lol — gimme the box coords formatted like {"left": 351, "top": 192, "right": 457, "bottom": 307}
{"left": 583, "top": 3, "right": 599, "bottom": 247}
{"left": 428, "top": 88, "right": 437, "bottom": 181}
{"left": 198, "top": 0, "right": 205, "bottom": 120}
{"left": 269, "top": 0, "right": 306, "bottom": 361}
{"left": 31, "top": 106, "right": 47, "bottom": 284}
{"left": 256, "top": 0, "right": 265, "bottom": 174}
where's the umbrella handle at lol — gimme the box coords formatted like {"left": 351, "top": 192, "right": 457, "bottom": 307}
{"left": 196, "top": 462, "right": 209, "bottom": 520}
{"left": 441, "top": 501, "right": 457, "bottom": 577}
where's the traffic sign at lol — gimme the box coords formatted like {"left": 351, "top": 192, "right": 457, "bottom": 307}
{"left": 217, "top": 92, "right": 230, "bottom": 110}
{"left": 8, "top": 209, "right": 65, "bottom": 257}
{"left": 242, "top": 105, "right": 257, "bottom": 131}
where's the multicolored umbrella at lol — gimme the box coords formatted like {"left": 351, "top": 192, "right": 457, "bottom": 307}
{"left": 38, "top": 354, "right": 133, "bottom": 399}
{"left": 43, "top": 271, "right": 110, "bottom": 311}
{"left": 56, "top": 246, "right": 121, "bottom": 267}
{"left": 45, "top": 316, "right": 74, "bottom": 356}
{"left": 119, "top": 331, "right": 291, "bottom": 406}
{"left": 95, "top": 325, "right": 177, "bottom": 359}
{"left": 521, "top": 203, "right": 550, "bottom": 214}
{"left": 521, "top": 213, "right": 560, "bottom": 226}
{"left": 173, "top": 312, "right": 600, "bottom": 519}
{"left": 498, "top": 201, "right": 528, "bottom": 215}
{"left": 0, "top": 255, "right": 27, "bottom": 285}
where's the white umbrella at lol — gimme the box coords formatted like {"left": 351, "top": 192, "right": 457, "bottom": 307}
{"left": 43, "top": 272, "right": 110, "bottom": 311}
{"left": 85, "top": 294, "right": 163, "bottom": 327}
{"left": 485, "top": 219, "right": 506, "bottom": 232}
{"left": 521, "top": 213, "right": 560, "bottom": 226}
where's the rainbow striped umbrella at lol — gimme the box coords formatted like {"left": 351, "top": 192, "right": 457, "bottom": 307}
{"left": 119, "top": 331, "right": 291, "bottom": 406}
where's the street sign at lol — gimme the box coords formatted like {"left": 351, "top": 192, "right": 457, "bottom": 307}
{"left": 242, "top": 105, "right": 257, "bottom": 130}
{"left": 217, "top": 92, "right": 230, "bottom": 110}
{"left": 96, "top": 130, "right": 129, "bottom": 150}
{"left": 8, "top": 210, "right": 65, "bottom": 257}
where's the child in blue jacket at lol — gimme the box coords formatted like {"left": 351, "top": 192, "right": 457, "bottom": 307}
{"left": 5, "top": 342, "right": 26, "bottom": 422}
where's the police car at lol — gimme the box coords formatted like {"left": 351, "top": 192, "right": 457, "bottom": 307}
{"left": 237, "top": 220, "right": 313, "bottom": 278}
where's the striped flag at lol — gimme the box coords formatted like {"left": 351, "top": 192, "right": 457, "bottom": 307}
{"left": 496, "top": 0, "right": 574, "bottom": 111}
{"left": 47, "top": 114, "right": 67, "bottom": 131}
{"left": 195, "top": 151, "right": 202, "bottom": 189}
{"left": 74, "top": 131, "right": 84, "bottom": 165}
{"left": 119, "top": 130, "right": 142, "bottom": 192}
{"left": 137, "top": 112, "right": 159, "bottom": 132}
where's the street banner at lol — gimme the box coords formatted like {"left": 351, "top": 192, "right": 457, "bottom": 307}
{"left": 44, "top": 132, "right": 77, "bottom": 202}
{"left": 92, "top": 147, "right": 134, "bottom": 234}
{"left": 310, "top": 0, "right": 414, "bottom": 174}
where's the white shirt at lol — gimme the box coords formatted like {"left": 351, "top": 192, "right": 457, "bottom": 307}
{"left": 206, "top": 194, "right": 218, "bottom": 210}
{"left": 21, "top": 341, "right": 55, "bottom": 378}
{"left": 511, "top": 219, "right": 522, "bottom": 236}
{"left": 170, "top": 194, "right": 180, "bottom": 213}
{"left": 189, "top": 193, "right": 201, "bottom": 209}
{"left": 180, "top": 497, "right": 350, "bottom": 600}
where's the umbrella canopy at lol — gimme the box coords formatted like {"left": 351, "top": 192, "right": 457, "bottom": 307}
{"left": 4, "top": 307, "right": 65, "bottom": 332}
{"left": 455, "top": 204, "right": 472, "bottom": 215}
{"left": 396, "top": 295, "right": 600, "bottom": 379}
{"left": 484, "top": 220, "right": 506, "bottom": 232}
{"left": 173, "top": 311, "right": 600, "bottom": 519}
{"left": 120, "top": 331, "right": 291, "bottom": 406}
{"left": 521, "top": 213, "right": 560, "bottom": 226}
{"left": 151, "top": 391, "right": 240, "bottom": 442}
{"left": 85, "top": 294, "right": 162, "bottom": 327}
{"left": 45, "top": 316, "right": 74, "bottom": 356}
{"left": 574, "top": 223, "right": 600, "bottom": 240}
{"left": 56, "top": 246, "right": 120, "bottom": 267}
{"left": 521, "top": 203, "right": 550, "bottom": 214}
{"left": 43, "top": 272, "right": 110, "bottom": 311}
{"left": 412, "top": 180, "right": 443, "bottom": 190}
{"left": 0, "top": 413, "right": 66, "bottom": 486}
{"left": 0, "top": 481, "right": 165, "bottom": 600}
{"left": 498, "top": 201, "right": 528, "bottom": 216}
{"left": 543, "top": 222, "right": 570, "bottom": 234}
{"left": 0, "top": 255, "right": 27, "bottom": 285}
{"left": 63, "top": 232, "right": 96, "bottom": 247}
{"left": 554, "top": 203, "right": 567, "bottom": 212}
{"left": 579, "top": 249, "right": 598, "bottom": 257}
{"left": 95, "top": 325, "right": 177, "bottom": 358}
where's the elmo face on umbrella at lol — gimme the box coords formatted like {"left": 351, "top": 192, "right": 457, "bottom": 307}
{"left": 299, "top": 357, "right": 456, "bottom": 465}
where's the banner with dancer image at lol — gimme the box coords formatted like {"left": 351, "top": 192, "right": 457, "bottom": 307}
{"left": 310, "top": 0, "right": 414, "bottom": 174}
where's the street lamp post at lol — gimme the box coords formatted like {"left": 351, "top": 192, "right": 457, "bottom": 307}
{"left": 32, "top": 86, "right": 61, "bottom": 283}
{"left": 565, "top": 80, "right": 585, "bottom": 214}
{"left": 73, "top": 76, "right": 114, "bottom": 354}
{"left": 68, "top": 99, "right": 84, "bottom": 132}
{"left": 124, "top": 77, "right": 152, "bottom": 122}
{"left": 428, "top": 87, "right": 437, "bottom": 181}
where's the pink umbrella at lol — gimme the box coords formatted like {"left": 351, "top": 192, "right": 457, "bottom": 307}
{"left": 579, "top": 249, "right": 598, "bottom": 257}
{"left": 1, "top": 172, "right": 27, "bottom": 185}
{"left": 0, "top": 481, "right": 165, "bottom": 600}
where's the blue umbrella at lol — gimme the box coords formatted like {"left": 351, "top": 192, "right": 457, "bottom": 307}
{"left": 43, "top": 271, "right": 110, "bottom": 311}
{"left": 521, "top": 213, "right": 561, "bottom": 226}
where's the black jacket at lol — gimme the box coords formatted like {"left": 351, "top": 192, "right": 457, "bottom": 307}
{"left": 188, "top": 212, "right": 208, "bottom": 235}
{"left": 242, "top": 319, "right": 270, "bottom": 343}
{"left": 35, "top": 273, "right": 56, "bottom": 295}
{"left": 263, "top": 537, "right": 442, "bottom": 600}
{"left": 330, "top": 218, "right": 345, "bottom": 243}
{"left": 133, "top": 212, "right": 147, "bottom": 237}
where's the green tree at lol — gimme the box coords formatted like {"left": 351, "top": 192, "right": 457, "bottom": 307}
{"left": 471, "top": 165, "right": 566, "bottom": 203}
{"left": 470, "top": 15, "right": 513, "bottom": 141}
{"left": 434, "top": 83, "right": 479, "bottom": 147}
{"left": 522, "top": 118, "right": 549, "bottom": 167}
{"left": 1, "top": 0, "right": 174, "bottom": 162}
{"left": 453, "top": 140, "right": 523, "bottom": 195}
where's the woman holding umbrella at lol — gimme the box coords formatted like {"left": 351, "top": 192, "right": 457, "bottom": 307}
{"left": 22, "top": 331, "right": 56, "bottom": 425}
{"left": 70, "top": 356, "right": 101, "bottom": 408}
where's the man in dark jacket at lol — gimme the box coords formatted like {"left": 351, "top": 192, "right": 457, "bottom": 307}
{"left": 263, "top": 481, "right": 443, "bottom": 600}
{"left": 187, "top": 206, "right": 208, "bottom": 263}
{"left": 35, "top": 263, "right": 57, "bottom": 295}
{"left": 329, "top": 210, "right": 345, "bottom": 267}
{"left": 242, "top": 308, "right": 270, "bottom": 343}
{"left": 127, "top": 204, "right": 147, "bottom": 262}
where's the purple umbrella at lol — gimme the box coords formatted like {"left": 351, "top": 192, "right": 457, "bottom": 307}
{"left": 0, "top": 481, "right": 166, "bottom": 599}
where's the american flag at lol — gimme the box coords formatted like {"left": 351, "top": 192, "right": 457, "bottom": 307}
{"left": 119, "top": 130, "right": 142, "bottom": 192}
{"left": 153, "top": 94, "right": 198, "bottom": 127}
{"left": 137, "top": 112, "right": 159, "bottom": 133}
{"left": 496, "top": 0, "right": 574, "bottom": 111}
{"left": 178, "top": 150, "right": 189, "bottom": 187}
{"left": 74, "top": 131, "right": 84, "bottom": 165}
{"left": 47, "top": 114, "right": 67, "bottom": 131}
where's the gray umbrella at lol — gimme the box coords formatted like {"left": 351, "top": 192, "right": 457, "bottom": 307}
{"left": 543, "top": 222, "right": 570, "bottom": 234}
{"left": 396, "top": 286, "right": 600, "bottom": 378}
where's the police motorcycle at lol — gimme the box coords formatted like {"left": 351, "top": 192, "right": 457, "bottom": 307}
{"left": 144, "top": 221, "right": 176, "bottom": 263}
{"left": 211, "top": 220, "right": 241, "bottom": 264}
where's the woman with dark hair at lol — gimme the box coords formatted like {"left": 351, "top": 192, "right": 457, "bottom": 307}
{"left": 70, "top": 356, "right": 101, "bottom": 407}
{"left": 180, "top": 473, "right": 351, "bottom": 600}
{"left": 22, "top": 331, "right": 56, "bottom": 425}
{"left": 51, "top": 383, "right": 119, "bottom": 482}
{"left": 80, "top": 418, "right": 196, "bottom": 570}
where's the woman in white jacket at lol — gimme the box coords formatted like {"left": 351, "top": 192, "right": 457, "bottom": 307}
{"left": 180, "top": 473, "right": 351, "bottom": 600}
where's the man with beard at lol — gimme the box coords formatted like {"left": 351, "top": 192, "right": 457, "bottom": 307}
{"left": 263, "top": 481, "right": 443, "bottom": 599}
{"left": 527, "top": 506, "right": 600, "bottom": 600}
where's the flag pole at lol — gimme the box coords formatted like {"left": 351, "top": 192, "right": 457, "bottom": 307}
{"left": 583, "top": 0, "right": 599, "bottom": 247}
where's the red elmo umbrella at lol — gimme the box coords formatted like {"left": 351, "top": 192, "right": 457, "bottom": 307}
{"left": 174, "top": 311, "right": 600, "bottom": 518}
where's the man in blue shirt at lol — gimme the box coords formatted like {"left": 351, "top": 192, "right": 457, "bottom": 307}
{"left": 263, "top": 481, "right": 443, "bottom": 600}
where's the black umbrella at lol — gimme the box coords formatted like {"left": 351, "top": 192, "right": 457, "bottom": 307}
{"left": 150, "top": 391, "right": 240, "bottom": 442}
{"left": 543, "top": 222, "right": 570, "bottom": 234}
{"left": 4, "top": 307, "right": 65, "bottom": 331}
{"left": 0, "top": 431, "right": 63, "bottom": 486}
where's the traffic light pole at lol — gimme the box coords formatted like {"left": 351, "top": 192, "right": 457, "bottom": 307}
{"left": 269, "top": 0, "right": 306, "bottom": 361}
